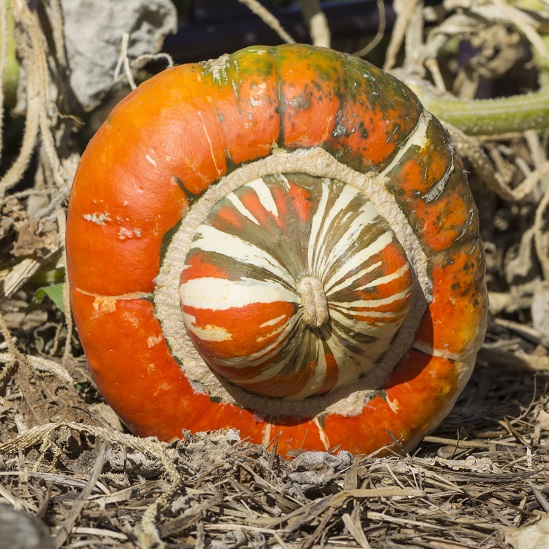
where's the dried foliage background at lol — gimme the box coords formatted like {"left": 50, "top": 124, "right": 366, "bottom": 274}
{"left": 1, "top": 1, "right": 549, "bottom": 548}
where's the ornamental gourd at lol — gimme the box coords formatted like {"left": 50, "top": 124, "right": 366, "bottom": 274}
{"left": 66, "top": 44, "right": 487, "bottom": 456}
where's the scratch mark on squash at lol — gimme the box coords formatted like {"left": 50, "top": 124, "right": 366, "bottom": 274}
{"left": 314, "top": 418, "right": 330, "bottom": 451}
{"left": 178, "top": 147, "right": 210, "bottom": 188}
{"left": 198, "top": 111, "right": 222, "bottom": 179}
{"left": 385, "top": 394, "right": 400, "bottom": 414}
{"left": 422, "top": 159, "right": 454, "bottom": 203}
{"left": 412, "top": 341, "right": 464, "bottom": 361}
{"left": 262, "top": 422, "right": 272, "bottom": 447}
{"left": 76, "top": 287, "right": 152, "bottom": 301}
{"left": 321, "top": 114, "right": 334, "bottom": 144}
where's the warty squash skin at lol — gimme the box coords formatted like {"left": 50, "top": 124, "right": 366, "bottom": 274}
{"left": 65, "top": 43, "right": 488, "bottom": 456}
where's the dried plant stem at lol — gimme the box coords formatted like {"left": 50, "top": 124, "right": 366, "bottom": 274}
{"left": 524, "top": 129, "right": 547, "bottom": 167}
{"left": 354, "top": 0, "right": 386, "bottom": 58}
{"left": 0, "top": 25, "right": 40, "bottom": 196}
{"left": 57, "top": 210, "right": 74, "bottom": 369}
{"left": 403, "top": 0, "right": 424, "bottom": 69}
{"left": 298, "top": 0, "right": 330, "bottom": 48}
{"left": 113, "top": 33, "right": 175, "bottom": 92}
{"left": 394, "top": 1, "right": 549, "bottom": 136}
{"left": 48, "top": 0, "right": 67, "bottom": 70}
{"left": 1, "top": 0, "right": 67, "bottom": 197}
{"left": 6, "top": 187, "right": 61, "bottom": 200}
{"left": 538, "top": 37, "right": 549, "bottom": 88}
{"left": 534, "top": 186, "right": 549, "bottom": 280}
{"left": 0, "top": 359, "right": 17, "bottom": 396}
{"left": 513, "top": 161, "right": 549, "bottom": 200}
{"left": 1, "top": 257, "right": 53, "bottom": 300}
{"left": 132, "top": 52, "right": 174, "bottom": 69}
{"left": 54, "top": 442, "right": 108, "bottom": 548}
{"left": 493, "top": 0, "right": 549, "bottom": 64}
{"left": 133, "top": 440, "right": 182, "bottom": 548}
{"left": 0, "top": 309, "right": 28, "bottom": 394}
{"left": 238, "top": 0, "right": 295, "bottom": 44}
{"left": 24, "top": 9, "right": 66, "bottom": 189}
{"left": 443, "top": 123, "right": 549, "bottom": 202}
{"left": 0, "top": 419, "right": 184, "bottom": 549}
{"left": 384, "top": 0, "right": 420, "bottom": 70}
{"left": 113, "top": 32, "right": 137, "bottom": 90}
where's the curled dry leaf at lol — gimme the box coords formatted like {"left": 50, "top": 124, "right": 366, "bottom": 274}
{"left": 506, "top": 517, "right": 549, "bottom": 549}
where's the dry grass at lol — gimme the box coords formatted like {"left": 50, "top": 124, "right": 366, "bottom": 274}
{"left": 0, "top": 356, "right": 547, "bottom": 548}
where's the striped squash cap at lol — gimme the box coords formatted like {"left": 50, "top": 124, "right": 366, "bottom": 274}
{"left": 66, "top": 44, "right": 488, "bottom": 456}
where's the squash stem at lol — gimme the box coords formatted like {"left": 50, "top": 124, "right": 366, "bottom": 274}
{"left": 298, "top": 276, "right": 329, "bottom": 328}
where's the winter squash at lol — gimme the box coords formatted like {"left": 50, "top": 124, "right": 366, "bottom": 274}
{"left": 65, "top": 44, "right": 487, "bottom": 456}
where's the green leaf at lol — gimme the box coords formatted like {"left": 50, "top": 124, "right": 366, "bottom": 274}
{"left": 30, "top": 283, "right": 65, "bottom": 312}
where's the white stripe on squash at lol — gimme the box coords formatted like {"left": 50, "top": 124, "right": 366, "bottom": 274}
{"left": 180, "top": 277, "right": 298, "bottom": 311}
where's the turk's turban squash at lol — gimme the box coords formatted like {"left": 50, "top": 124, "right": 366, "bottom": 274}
{"left": 66, "top": 44, "right": 488, "bottom": 456}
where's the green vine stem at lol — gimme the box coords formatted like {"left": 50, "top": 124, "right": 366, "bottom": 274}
{"left": 402, "top": 36, "right": 549, "bottom": 136}
{"left": 415, "top": 88, "right": 549, "bottom": 136}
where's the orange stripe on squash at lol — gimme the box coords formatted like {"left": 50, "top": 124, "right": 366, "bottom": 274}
{"left": 416, "top": 239, "right": 487, "bottom": 357}
{"left": 277, "top": 43, "right": 342, "bottom": 149}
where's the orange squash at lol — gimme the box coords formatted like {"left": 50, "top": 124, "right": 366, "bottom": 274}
{"left": 66, "top": 44, "right": 487, "bottom": 456}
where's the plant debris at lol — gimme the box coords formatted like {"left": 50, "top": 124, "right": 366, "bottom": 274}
{"left": 0, "top": 362, "right": 547, "bottom": 548}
